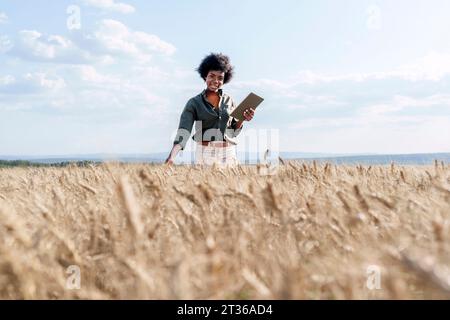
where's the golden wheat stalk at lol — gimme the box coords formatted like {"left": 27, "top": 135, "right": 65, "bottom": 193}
{"left": 117, "top": 175, "right": 143, "bottom": 236}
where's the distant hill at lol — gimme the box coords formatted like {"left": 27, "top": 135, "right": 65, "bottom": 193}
{"left": 293, "top": 153, "right": 450, "bottom": 165}
{"left": 0, "top": 152, "right": 449, "bottom": 166}
{"left": 0, "top": 159, "right": 98, "bottom": 168}
{"left": 0, "top": 152, "right": 375, "bottom": 164}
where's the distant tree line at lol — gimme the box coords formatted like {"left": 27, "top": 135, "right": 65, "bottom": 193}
{"left": 0, "top": 160, "right": 100, "bottom": 168}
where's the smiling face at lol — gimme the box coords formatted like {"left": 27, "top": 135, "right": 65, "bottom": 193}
{"left": 205, "top": 70, "right": 225, "bottom": 93}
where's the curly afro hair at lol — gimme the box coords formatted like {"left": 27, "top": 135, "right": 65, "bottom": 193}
{"left": 196, "top": 53, "right": 234, "bottom": 84}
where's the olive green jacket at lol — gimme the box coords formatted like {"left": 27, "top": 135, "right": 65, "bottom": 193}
{"left": 173, "top": 89, "right": 243, "bottom": 150}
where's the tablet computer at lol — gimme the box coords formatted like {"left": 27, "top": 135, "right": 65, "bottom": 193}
{"left": 230, "top": 92, "right": 264, "bottom": 121}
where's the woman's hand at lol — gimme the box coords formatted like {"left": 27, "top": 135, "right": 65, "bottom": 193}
{"left": 165, "top": 144, "right": 182, "bottom": 165}
{"left": 243, "top": 108, "right": 255, "bottom": 121}
{"left": 234, "top": 108, "right": 255, "bottom": 129}
{"left": 165, "top": 157, "right": 174, "bottom": 165}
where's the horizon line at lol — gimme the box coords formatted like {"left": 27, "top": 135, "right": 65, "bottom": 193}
{"left": 1, "top": 151, "right": 450, "bottom": 159}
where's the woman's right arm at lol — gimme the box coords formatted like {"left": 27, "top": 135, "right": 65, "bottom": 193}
{"left": 165, "top": 144, "right": 183, "bottom": 165}
{"left": 165, "top": 100, "right": 196, "bottom": 165}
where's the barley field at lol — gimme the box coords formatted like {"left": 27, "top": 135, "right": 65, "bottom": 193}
{"left": 0, "top": 161, "right": 449, "bottom": 300}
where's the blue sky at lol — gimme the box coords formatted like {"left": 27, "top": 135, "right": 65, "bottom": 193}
{"left": 1, "top": 0, "right": 450, "bottom": 155}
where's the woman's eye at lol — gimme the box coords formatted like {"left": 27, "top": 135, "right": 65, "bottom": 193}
{"left": 208, "top": 75, "right": 224, "bottom": 81}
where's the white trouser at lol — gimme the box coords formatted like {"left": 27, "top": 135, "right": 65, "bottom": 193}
{"left": 195, "top": 143, "right": 239, "bottom": 166}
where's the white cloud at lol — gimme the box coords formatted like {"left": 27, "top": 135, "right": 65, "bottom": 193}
{"left": 0, "top": 75, "right": 15, "bottom": 86}
{"left": 0, "top": 35, "right": 13, "bottom": 53}
{"left": 362, "top": 94, "right": 450, "bottom": 116}
{"left": 283, "top": 115, "right": 450, "bottom": 154}
{"left": 77, "top": 65, "right": 119, "bottom": 84}
{"left": 287, "top": 93, "right": 450, "bottom": 132}
{"left": 130, "top": 66, "right": 171, "bottom": 82}
{"left": 0, "top": 73, "right": 66, "bottom": 98}
{"left": 290, "top": 114, "right": 441, "bottom": 130}
{"left": 286, "top": 104, "right": 308, "bottom": 110}
{"left": 282, "top": 52, "right": 450, "bottom": 86}
{"left": 90, "top": 19, "right": 176, "bottom": 62}
{"left": 9, "top": 30, "right": 94, "bottom": 64}
{"left": 5, "top": 20, "right": 176, "bottom": 65}
{"left": 230, "top": 78, "right": 344, "bottom": 109}
{"left": 24, "top": 73, "right": 67, "bottom": 91}
{"left": 0, "top": 60, "right": 175, "bottom": 127}
{"left": 289, "top": 117, "right": 358, "bottom": 130}
{"left": 394, "top": 52, "right": 450, "bottom": 82}
{"left": 292, "top": 70, "right": 370, "bottom": 85}
{"left": 0, "top": 12, "right": 8, "bottom": 24}
{"left": 234, "top": 78, "right": 287, "bottom": 88}
{"left": 19, "top": 31, "right": 71, "bottom": 59}
{"left": 289, "top": 93, "right": 450, "bottom": 135}
{"left": 83, "top": 0, "right": 135, "bottom": 14}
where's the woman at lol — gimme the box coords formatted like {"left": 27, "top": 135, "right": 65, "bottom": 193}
{"left": 165, "top": 53, "right": 255, "bottom": 166}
